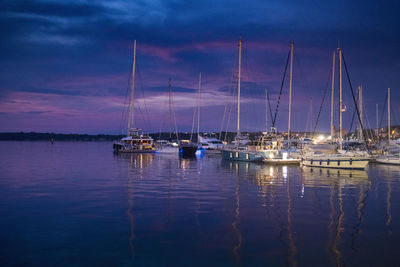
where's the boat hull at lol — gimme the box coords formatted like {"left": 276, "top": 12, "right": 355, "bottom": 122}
{"left": 263, "top": 158, "right": 300, "bottom": 165}
{"left": 301, "top": 157, "right": 370, "bottom": 170}
{"left": 113, "top": 143, "right": 156, "bottom": 153}
{"left": 203, "top": 148, "right": 222, "bottom": 154}
{"left": 180, "top": 145, "right": 198, "bottom": 157}
{"left": 157, "top": 146, "right": 179, "bottom": 153}
{"left": 221, "top": 149, "right": 265, "bottom": 162}
{"left": 376, "top": 157, "right": 400, "bottom": 165}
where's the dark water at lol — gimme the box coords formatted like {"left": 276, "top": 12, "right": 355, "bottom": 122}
{"left": 1, "top": 141, "right": 399, "bottom": 266}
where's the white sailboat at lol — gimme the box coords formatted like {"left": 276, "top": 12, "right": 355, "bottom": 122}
{"left": 376, "top": 88, "right": 400, "bottom": 165}
{"left": 301, "top": 48, "right": 370, "bottom": 169}
{"left": 261, "top": 43, "right": 299, "bottom": 164}
{"left": 113, "top": 40, "right": 156, "bottom": 153}
{"left": 196, "top": 73, "right": 225, "bottom": 153}
{"left": 156, "top": 78, "right": 180, "bottom": 154}
{"left": 221, "top": 37, "right": 269, "bottom": 162}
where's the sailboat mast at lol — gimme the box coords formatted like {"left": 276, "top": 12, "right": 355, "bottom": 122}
{"left": 127, "top": 40, "right": 137, "bottom": 135}
{"left": 237, "top": 37, "right": 242, "bottom": 136}
{"left": 197, "top": 72, "right": 202, "bottom": 142}
{"left": 339, "top": 48, "right": 343, "bottom": 150}
{"left": 330, "top": 50, "right": 335, "bottom": 140}
{"left": 388, "top": 87, "right": 391, "bottom": 144}
{"left": 168, "top": 78, "right": 172, "bottom": 139}
{"left": 358, "top": 85, "right": 363, "bottom": 141}
{"left": 169, "top": 79, "right": 180, "bottom": 144}
{"left": 288, "top": 42, "right": 294, "bottom": 147}
{"left": 265, "top": 88, "right": 268, "bottom": 133}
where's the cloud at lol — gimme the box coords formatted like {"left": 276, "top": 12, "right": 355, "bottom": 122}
{"left": 0, "top": 0, "right": 399, "bottom": 133}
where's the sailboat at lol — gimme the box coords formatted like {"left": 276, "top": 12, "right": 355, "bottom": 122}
{"left": 178, "top": 74, "right": 201, "bottom": 157}
{"left": 301, "top": 48, "right": 370, "bottom": 169}
{"left": 221, "top": 37, "right": 270, "bottom": 162}
{"left": 376, "top": 88, "right": 400, "bottom": 165}
{"left": 263, "top": 43, "right": 300, "bottom": 165}
{"left": 113, "top": 40, "right": 156, "bottom": 153}
{"left": 156, "top": 78, "right": 180, "bottom": 154}
{"left": 195, "top": 73, "right": 225, "bottom": 153}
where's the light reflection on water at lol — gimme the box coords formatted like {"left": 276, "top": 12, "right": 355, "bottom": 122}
{"left": 0, "top": 141, "right": 399, "bottom": 266}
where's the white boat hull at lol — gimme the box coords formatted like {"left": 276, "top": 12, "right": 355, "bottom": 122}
{"left": 263, "top": 158, "right": 300, "bottom": 165}
{"left": 301, "top": 156, "right": 370, "bottom": 170}
{"left": 157, "top": 146, "right": 179, "bottom": 153}
{"left": 221, "top": 149, "right": 265, "bottom": 162}
{"left": 203, "top": 148, "right": 222, "bottom": 154}
{"left": 376, "top": 156, "right": 400, "bottom": 165}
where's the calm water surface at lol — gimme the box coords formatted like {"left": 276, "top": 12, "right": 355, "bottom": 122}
{"left": 1, "top": 141, "right": 399, "bottom": 266}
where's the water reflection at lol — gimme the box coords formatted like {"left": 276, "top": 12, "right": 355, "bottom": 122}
{"left": 223, "top": 161, "right": 298, "bottom": 266}
{"left": 302, "top": 167, "right": 370, "bottom": 266}
{"left": 221, "top": 161, "right": 381, "bottom": 266}
{"left": 300, "top": 167, "right": 369, "bottom": 188}
{"left": 114, "top": 151, "right": 398, "bottom": 266}
{"left": 114, "top": 153, "right": 155, "bottom": 170}
{"left": 114, "top": 153, "right": 155, "bottom": 256}
{"left": 232, "top": 174, "right": 242, "bottom": 264}
{"left": 287, "top": 169, "right": 297, "bottom": 267}
{"left": 5, "top": 142, "right": 400, "bottom": 266}
{"left": 376, "top": 165, "right": 399, "bottom": 235}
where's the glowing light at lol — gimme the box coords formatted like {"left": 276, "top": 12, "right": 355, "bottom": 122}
{"left": 269, "top": 153, "right": 274, "bottom": 159}
{"left": 195, "top": 148, "right": 204, "bottom": 155}
{"left": 282, "top": 152, "right": 288, "bottom": 160}
{"left": 318, "top": 135, "right": 325, "bottom": 141}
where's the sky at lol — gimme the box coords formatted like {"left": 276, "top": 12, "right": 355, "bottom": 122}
{"left": 0, "top": 0, "right": 399, "bottom": 134}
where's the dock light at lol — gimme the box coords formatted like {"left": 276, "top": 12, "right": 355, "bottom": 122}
{"left": 318, "top": 135, "right": 325, "bottom": 141}
{"left": 282, "top": 152, "right": 288, "bottom": 160}
{"left": 269, "top": 153, "right": 274, "bottom": 159}
{"left": 327, "top": 136, "right": 332, "bottom": 140}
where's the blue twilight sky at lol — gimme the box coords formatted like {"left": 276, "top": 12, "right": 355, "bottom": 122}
{"left": 0, "top": 0, "right": 399, "bottom": 134}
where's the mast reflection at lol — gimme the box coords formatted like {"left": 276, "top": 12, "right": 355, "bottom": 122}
{"left": 232, "top": 174, "right": 242, "bottom": 264}
{"left": 227, "top": 161, "right": 243, "bottom": 264}
{"left": 224, "top": 161, "right": 299, "bottom": 266}
{"left": 333, "top": 182, "right": 344, "bottom": 266}
{"left": 376, "top": 165, "right": 398, "bottom": 234}
{"left": 350, "top": 177, "right": 370, "bottom": 256}
{"left": 287, "top": 169, "right": 297, "bottom": 267}
{"left": 114, "top": 153, "right": 154, "bottom": 256}
{"left": 301, "top": 167, "right": 369, "bottom": 266}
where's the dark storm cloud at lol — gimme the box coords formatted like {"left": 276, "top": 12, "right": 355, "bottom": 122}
{"left": 2, "top": 1, "right": 105, "bottom": 21}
